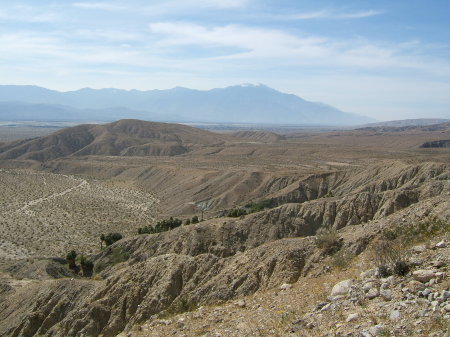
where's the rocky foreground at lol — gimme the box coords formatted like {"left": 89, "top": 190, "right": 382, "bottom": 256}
{"left": 120, "top": 236, "right": 450, "bottom": 337}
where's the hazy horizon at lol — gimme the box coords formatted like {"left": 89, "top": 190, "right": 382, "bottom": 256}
{"left": 1, "top": 1, "right": 449, "bottom": 121}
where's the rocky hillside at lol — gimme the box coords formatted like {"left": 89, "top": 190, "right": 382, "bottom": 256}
{"left": 0, "top": 119, "right": 227, "bottom": 161}
{"left": 0, "top": 161, "right": 448, "bottom": 336}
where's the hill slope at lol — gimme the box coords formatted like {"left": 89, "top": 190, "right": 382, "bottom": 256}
{"left": 0, "top": 119, "right": 226, "bottom": 161}
{"left": 0, "top": 84, "right": 373, "bottom": 125}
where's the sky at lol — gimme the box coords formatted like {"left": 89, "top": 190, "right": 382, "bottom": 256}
{"left": 1, "top": 0, "right": 450, "bottom": 121}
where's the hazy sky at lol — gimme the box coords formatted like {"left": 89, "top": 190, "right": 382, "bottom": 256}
{"left": 1, "top": 0, "right": 449, "bottom": 121}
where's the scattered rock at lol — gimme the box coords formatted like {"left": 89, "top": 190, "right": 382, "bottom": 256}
{"left": 407, "top": 280, "right": 425, "bottom": 293}
{"left": 368, "top": 324, "right": 385, "bottom": 336}
{"left": 380, "top": 289, "right": 393, "bottom": 301}
{"left": 279, "top": 283, "right": 292, "bottom": 291}
{"left": 412, "top": 270, "right": 435, "bottom": 283}
{"left": 236, "top": 300, "right": 246, "bottom": 308}
{"left": 435, "top": 240, "right": 447, "bottom": 248}
{"left": 389, "top": 310, "right": 401, "bottom": 321}
{"left": 366, "top": 288, "right": 379, "bottom": 300}
{"left": 346, "top": 313, "right": 359, "bottom": 322}
{"left": 331, "top": 279, "right": 353, "bottom": 297}
{"left": 411, "top": 245, "right": 427, "bottom": 253}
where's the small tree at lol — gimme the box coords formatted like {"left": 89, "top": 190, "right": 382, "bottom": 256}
{"left": 79, "top": 255, "right": 94, "bottom": 277}
{"left": 191, "top": 215, "right": 199, "bottom": 224}
{"left": 101, "top": 232, "right": 123, "bottom": 246}
{"left": 66, "top": 250, "right": 78, "bottom": 270}
{"left": 185, "top": 218, "right": 191, "bottom": 225}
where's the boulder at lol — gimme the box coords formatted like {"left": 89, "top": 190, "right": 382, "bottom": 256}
{"left": 413, "top": 270, "right": 435, "bottom": 283}
{"left": 331, "top": 279, "right": 353, "bottom": 297}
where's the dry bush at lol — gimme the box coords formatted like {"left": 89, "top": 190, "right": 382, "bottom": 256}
{"left": 370, "top": 239, "right": 410, "bottom": 277}
{"left": 316, "top": 227, "right": 340, "bottom": 254}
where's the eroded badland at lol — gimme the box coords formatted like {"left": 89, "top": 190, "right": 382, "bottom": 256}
{"left": 0, "top": 120, "right": 449, "bottom": 336}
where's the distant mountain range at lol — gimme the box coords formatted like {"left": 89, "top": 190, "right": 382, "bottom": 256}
{"left": 0, "top": 84, "right": 373, "bottom": 125}
{"left": 361, "top": 119, "right": 450, "bottom": 128}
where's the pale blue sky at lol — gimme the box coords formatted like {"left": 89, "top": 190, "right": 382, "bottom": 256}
{"left": 1, "top": 0, "right": 449, "bottom": 120}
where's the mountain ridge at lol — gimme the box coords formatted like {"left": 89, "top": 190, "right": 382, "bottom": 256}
{"left": 0, "top": 84, "right": 373, "bottom": 125}
{"left": 0, "top": 119, "right": 228, "bottom": 161}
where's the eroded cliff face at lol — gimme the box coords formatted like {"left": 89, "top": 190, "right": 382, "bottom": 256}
{"left": 0, "top": 162, "right": 448, "bottom": 337}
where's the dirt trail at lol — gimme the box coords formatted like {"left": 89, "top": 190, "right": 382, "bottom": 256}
{"left": 17, "top": 179, "right": 88, "bottom": 216}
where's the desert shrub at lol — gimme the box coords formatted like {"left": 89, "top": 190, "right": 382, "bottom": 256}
{"left": 393, "top": 260, "right": 409, "bottom": 276}
{"left": 227, "top": 208, "right": 247, "bottom": 217}
{"left": 332, "top": 248, "right": 354, "bottom": 270}
{"left": 245, "top": 198, "right": 276, "bottom": 213}
{"left": 371, "top": 239, "right": 409, "bottom": 277}
{"left": 316, "top": 227, "right": 340, "bottom": 253}
{"left": 382, "top": 216, "right": 449, "bottom": 245}
{"left": 166, "top": 297, "right": 198, "bottom": 316}
{"left": 101, "top": 232, "right": 123, "bottom": 246}
{"left": 139, "top": 217, "right": 183, "bottom": 234}
{"left": 185, "top": 218, "right": 191, "bottom": 225}
{"left": 79, "top": 255, "right": 94, "bottom": 277}
{"left": 66, "top": 250, "right": 77, "bottom": 269}
{"left": 191, "top": 215, "right": 199, "bottom": 224}
{"left": 155, "top": 217, "right": 182, "bottom": 232}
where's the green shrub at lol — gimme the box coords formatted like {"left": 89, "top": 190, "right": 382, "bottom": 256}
{"left": 382, "top": 216, "right": 449, "bottom": 245}
{"left": 191, "top": 215, "right": 199, "bottom": 224}
{"left": 139, "top": 217, "right": 183, "bottom": 234}
{"left": 316, "top": 227, "right": 340, "bottom": 253}
{"left": 245, "top": 198, "right": 276, "bottom": 213}
{"left": 332, "top": 248, "right": 354, "bottom": 269}
{"left": 227, "top": 208, "right": 247, "bottom": 217}
{"left": 66, "top": 250, "right": 77, "bottom": 270}
{"left": 101, "top": 232, "right": 123, "bottom": 246}
{"left": 79, "top": 255, "right": 94, "bottom": 277}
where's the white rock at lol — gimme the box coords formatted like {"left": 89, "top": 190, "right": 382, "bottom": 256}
{"left": 431, "top": 301, "right": 439, "bottom": 312}
{"left": 346, "top": 313, "right": 359, "bottom": 322}
{"left": 331, "top": 279, "right": 353, "bottom": 297}
{"left": 367, "top": 288, "right": 379, "bottom": 299}
{"left": 413, "top": 270, "right": 435, "bottom": 283}
{"left": 411, "top": 245, "right": 426, "bottom": 253}
{"left": 443, "top": 304, "right": 450, "bottom": 313}
{"left": 279, "top": 283, "right": 292, "bottom": 291}
{"left": 436, "top": 240, "right": 447, "bottom": 248}
{"left": 380, "top": 289, "right": 393, "bottom": 301}
{"left": 368, "top": 324, "right": 384, "bottom": 336}
{"left": 236, "top": 300, "right": 246, "bottom": 308}
{"left": 389, "top": 310, "right": 401, "bottom": 321}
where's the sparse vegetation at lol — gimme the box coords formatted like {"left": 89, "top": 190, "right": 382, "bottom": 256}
{"left": 382, "top": 216, "right": 449, "bottom": 245}
{"left": 100, "top": 232, "right": 123, "bottom": 246}
{"left": 244, "top": 198, "right": 276, "bottom": 213}
{"left": 315, "top": 226, "right": 340, "bottom": 254}
{"left": 226, "top": 208, "right": 247, "bottom": 217}
{"left": 370, "top": 239, "right": 410, "bottom": 277}
{"left": 138, "top": 217, "right": 183, "bottom": 234}
{"left": 331, "top": 248, "right": 354, "bottom": 270}
{"left": 79, "top": 255, "right": 94, "bottom": 277}
{"left": 66, "top": 250, "right": 78, "bottom": 270}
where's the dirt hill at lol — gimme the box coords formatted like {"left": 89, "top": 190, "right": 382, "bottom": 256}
{"left": 0, "top": 119, "right": 228, "bottom": 161}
